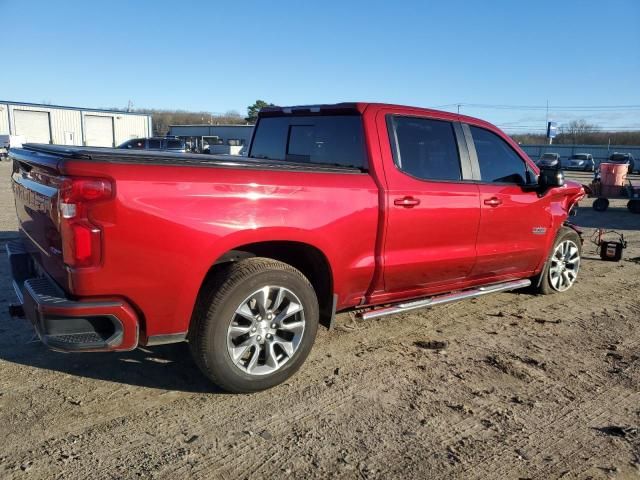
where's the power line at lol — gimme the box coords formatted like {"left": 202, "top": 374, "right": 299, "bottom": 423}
{"left": 499, "top": 125, "right": 640, "bottom": 129}
{"left": 434, "top": 103, "right": 640, "bottom": 112}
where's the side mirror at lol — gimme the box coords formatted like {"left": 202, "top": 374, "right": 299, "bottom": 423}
{"left": 539, "top": 166, "right": 565, "bottom": 188}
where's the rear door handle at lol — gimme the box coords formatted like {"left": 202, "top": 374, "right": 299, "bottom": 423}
{"left": 394, "top": 196, "right": 420, "bottom": 208}
{"left": 484, "top": 197, "right": 502, "bottom": 207}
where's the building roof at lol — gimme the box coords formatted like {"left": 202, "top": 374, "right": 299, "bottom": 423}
{"left": 0, "top": 99, "right": 151, "bottom": 117}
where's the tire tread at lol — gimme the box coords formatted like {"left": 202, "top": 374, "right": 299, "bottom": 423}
{"left": 189, "top": 257, "right": 316, "bottom": 392}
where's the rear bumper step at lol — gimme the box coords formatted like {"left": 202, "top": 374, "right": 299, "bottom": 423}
{"left": 358, "top": 279, "right": 531, "bottom": 321}
{"left": 6, "top": 240, "right": 139, "bottom": 352}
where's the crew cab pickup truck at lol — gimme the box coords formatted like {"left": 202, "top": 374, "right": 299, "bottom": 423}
{"left": 7, "top": 103, "right": 584, "bottom": 392}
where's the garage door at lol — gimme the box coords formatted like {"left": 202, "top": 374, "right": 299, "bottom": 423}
{"left": 14, "top": 110, "right": 51, "bottom": 144}
{"left": 85, "top": 115, "right": 114, "bottom": 147}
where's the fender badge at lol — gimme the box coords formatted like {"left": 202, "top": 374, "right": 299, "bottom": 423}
{"left": 532, "top": 227, "right": 547, "bottom": 235}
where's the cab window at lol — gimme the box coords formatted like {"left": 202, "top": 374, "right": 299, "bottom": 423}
{"left": 122, "top": 139, "right": 145, "bottom": 149}
{"left": 470, "top": 126, "right": 527, "bottom": 184}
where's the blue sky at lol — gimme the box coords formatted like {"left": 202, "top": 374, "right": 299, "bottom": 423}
{"left": 1, "top": 0, "right": 639, "bottom": 132}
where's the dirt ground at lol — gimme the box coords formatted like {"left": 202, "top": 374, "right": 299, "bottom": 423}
{"left": 0, "top": 161, "right": 639, "bottom": 479}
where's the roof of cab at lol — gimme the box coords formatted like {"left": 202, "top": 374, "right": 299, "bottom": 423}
{"left": 258, "top": 102, "right": 494, "bottom": 128}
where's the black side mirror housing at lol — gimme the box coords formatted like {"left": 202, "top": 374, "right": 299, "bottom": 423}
{"left": 538, "top": 165, "right": 565, "bottom": 189}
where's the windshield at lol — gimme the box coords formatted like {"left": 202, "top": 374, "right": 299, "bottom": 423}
{"left": 610, "top": 154, "right": 629, "bottom": 161}
{"left": 249, "top": 115, "right": 367, "bottom": 169}
{"left": 570, "top": 154, "right": 588, "bottom": 160}
{"left": 542, "top": 153, "right": 557, "bottom": 159}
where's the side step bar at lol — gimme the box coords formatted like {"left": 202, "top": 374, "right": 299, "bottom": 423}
{"left": 358, "top": 279, "right": 531, "bottom": 321}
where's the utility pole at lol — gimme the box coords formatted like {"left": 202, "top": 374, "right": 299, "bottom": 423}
{"left": 126, "top": 100, "right": 133, "bottom": 112}
{"left": 546, "top": 100, "right": 552, "bottom": 145}
{"left": 545, "top": 100, "right": 549, "bottom": 126}
{"left": 457, "top": 104, "right": 461, "bottom": 114}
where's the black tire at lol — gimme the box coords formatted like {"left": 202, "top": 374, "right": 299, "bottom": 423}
{"left": 189, "top": 257, "right": 319, "bottom": 393}
{"left": 593, "top": 198, "right": 609, "bottom": 212}
{"left": 628, "top": 200, "right": 640, "bottom": 214}
{"left": 531, "top": 227, "right": 582, "bottom": 295}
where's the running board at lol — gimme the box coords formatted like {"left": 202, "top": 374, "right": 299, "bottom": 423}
{"left": 358, "top": 279, "right": 531, "bottom": 321}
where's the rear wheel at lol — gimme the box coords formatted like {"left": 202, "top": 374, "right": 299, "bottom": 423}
{"left": 189, "top": 257, "right": 319, "bottom": 393}
{"left": 532, "top": 227, "right": 581, "bottom": 295}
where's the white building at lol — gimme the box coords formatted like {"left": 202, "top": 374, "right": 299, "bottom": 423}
{"left": 0, "top": 100, "right": 152, "bottom": 147}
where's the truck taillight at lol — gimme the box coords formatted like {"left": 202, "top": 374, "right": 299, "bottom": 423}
{"left": 59, "top": 177, "right": 113, "bottom": 268}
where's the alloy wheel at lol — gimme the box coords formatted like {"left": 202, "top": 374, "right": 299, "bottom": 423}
{"left": 549, "top": 240, "right": 580, "bottom": 292}
{"left": 226, "top": 286, "right": 305, "bottom": 376}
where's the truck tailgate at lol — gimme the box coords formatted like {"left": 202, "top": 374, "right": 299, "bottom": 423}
{"left": 10, "top": 147, "right": 67, "bottom": 287}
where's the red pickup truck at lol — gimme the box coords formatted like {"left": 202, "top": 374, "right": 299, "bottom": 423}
{"left": 8, "top": 103, "right": 584, "bottom": 392}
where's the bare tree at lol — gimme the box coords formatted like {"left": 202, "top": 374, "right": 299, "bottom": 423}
{"left": 561, "top": 119, "right": 597, "bottom": 144}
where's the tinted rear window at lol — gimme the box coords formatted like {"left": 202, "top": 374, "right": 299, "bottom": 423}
{"left": 249, "top": 115, "right": 367, "bottom": 169}
{"left": 120, "top": 139, "right": 145, "bottom": 149}
{"left": 165, "top": 139, "right": 183, "bottom": 149}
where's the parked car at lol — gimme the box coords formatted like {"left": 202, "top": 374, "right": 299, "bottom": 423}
{"left": 565, "top": 153, "right": 595, "bottom": 172}
{"left": 606, "top": 152, "right": 636, "bottom": 174}
{"left": 7, "top": 102, "right": 584, "bottom": 393}
{"left": 536, "top": 152, "right": 561, "bottom": 169}
{"left": 0, "top": 135, "right": 25, "bottom": 159}
{"left": 118, "top": 136, "right": 188, "bottom": 153}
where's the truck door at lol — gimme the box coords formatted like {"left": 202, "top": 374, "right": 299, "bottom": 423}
{"left": 464, "top": 124, "right": 552, "bottom": 279}
{"left": 378, "top": 112, "right": 481, "bottom": 295}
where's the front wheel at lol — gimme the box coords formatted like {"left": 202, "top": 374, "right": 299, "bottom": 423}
{"left": 189, "top": 258, "right": 319, "bottom": 393}
{"left": 628, "top": 200, "right": 640, "bottom": 214}
{"left": 593, "top": 198, "right": 609, "bottom": 211}
{"left": 532, "top": 227, "right": 582, "bottom": 295}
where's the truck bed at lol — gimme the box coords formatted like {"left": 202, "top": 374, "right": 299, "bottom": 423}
{"left": 9, "top": 142, "right": 380, "bottom": 342}
{"left": 16, "top": 144, "right": 364, "bottom": 174}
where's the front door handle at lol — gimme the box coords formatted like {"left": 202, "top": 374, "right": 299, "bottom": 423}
{"left": 484, "top": 197, "right": 502, "bottom": 207}
{"left": 394, "top": 196, "right": 421, "bottom": 208}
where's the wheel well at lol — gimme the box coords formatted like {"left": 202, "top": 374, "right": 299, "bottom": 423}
{"left": 205, "top": 241, "right": 335, "bottom": 328}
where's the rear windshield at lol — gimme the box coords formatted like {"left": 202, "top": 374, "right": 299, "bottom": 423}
{"left": 249, "top": 115, "right": 367, "bottom": 169}
{"left": 571, "top": 154, "right": 588, "bottom": 160}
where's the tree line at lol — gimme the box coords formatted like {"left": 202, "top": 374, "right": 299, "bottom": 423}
{"left": 131, "top": 109, "right": 248, "bottom": 136}
{"left": 510, "top": 120, "right": 640, "bottom": 145}
{"left": 107, "top": 100, "right": 274, "bottom": 136}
